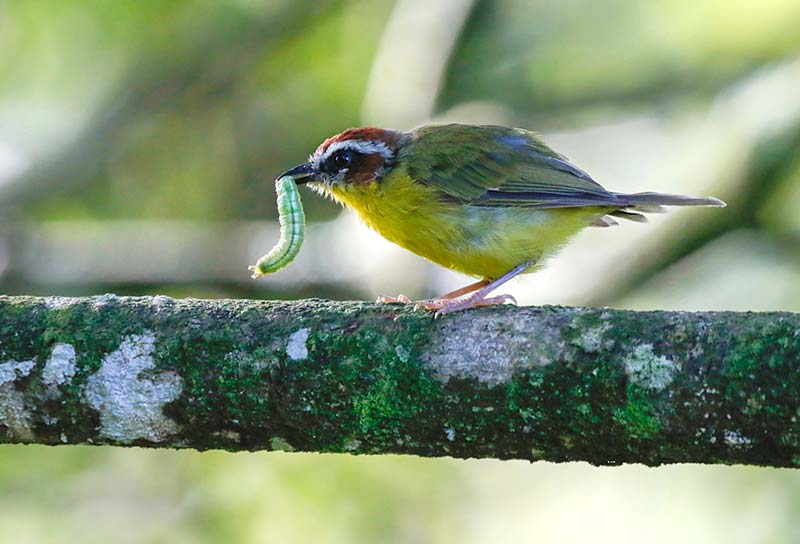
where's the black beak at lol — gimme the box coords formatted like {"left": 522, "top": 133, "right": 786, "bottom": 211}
{"left": 278, "top": 162, "right": 315, "bottom": 184}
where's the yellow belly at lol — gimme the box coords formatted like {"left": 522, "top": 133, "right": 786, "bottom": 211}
{"left": 327, "top": 168, "right": 605, "bottom": 279}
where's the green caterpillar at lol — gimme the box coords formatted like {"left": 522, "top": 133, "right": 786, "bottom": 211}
{"left": 249, "top": 175, "right": 305, "bottom": 277}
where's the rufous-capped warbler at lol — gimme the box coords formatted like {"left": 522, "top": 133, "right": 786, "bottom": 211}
{"left": 279, "top": 124, "right": 724, "bottom": 315}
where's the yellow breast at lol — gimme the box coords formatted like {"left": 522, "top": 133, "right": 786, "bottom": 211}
{"left": 327, "top": 167, "right": 603, "bottom": 279}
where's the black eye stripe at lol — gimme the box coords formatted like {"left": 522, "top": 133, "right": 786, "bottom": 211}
{"left": 333, "top": 150, "right": 352, "bottom": 168}
{"left": 321, "top": 149, "right": 358, "bottom": 175}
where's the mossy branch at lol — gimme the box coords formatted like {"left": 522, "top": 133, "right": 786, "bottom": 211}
{"left": 0, "top": 295, "right": 798, "bottom": 467}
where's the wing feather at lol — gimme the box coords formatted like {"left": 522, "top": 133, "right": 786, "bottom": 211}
{"left": 403, "top": 124, "right": 619, "bottom": 209}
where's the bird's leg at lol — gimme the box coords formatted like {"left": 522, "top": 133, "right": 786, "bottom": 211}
{"left": 430, "top": 279, "right": 491, "bottom": 301}
{"left": 411, "top": 279, "right": 489, "bottom": 310}
{"left": 423, "top": 260, "right": 536, "bottom": 317}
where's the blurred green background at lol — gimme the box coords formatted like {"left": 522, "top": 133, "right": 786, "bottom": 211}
{"left": 2, "top": 0, "right": 800, "bottom": 541}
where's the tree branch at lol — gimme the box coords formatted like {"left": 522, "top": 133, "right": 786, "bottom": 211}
{"left": 0, "top": 295, "right": 798, "bottom": 467}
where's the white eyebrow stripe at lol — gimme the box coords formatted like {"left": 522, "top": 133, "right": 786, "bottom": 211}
{"left": 313, "top": 139, "right": 394, "bottom": 166}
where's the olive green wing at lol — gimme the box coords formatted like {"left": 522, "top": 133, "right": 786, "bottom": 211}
{"left": 403, "top": 124, "right": 626, "bottom": 209}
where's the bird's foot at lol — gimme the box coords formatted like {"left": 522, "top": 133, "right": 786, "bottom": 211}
{"left": 378, "top": 292, "right": 517, "bottom": 317}
{"left": 376, "top": 294, "right": 412, "bottom": 304}
{"left": 422, "top": 293, "right": 517, "bottom": 317}
{"left": 411, "top": 298, "right": 454, "bottom": 311}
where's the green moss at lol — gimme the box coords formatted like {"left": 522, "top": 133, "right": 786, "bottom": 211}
{"left": 710, "top": 317, "right": 800, "bottom": 463}
{"left": 613, "top": 385, "right": 662, "bottom": 440}
{"left": 144, "top": 300, "right": 446, "bottom": 452}
{"left": 279, "top": 307, "right": 445, "bottom": 453}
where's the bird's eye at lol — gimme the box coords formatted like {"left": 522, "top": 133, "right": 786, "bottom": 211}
{"left": 331, "top": 150, "right": 353, "bottom": 170}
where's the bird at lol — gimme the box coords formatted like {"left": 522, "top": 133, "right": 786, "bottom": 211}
{"left": 279, "top": 123, "right": 725, "bottom": 316}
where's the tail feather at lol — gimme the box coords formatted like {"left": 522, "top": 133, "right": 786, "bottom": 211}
{"left": 590, "top": 191, "right": 725, "bottom": 228}
{"left": 626, "top": 203, "right": 666, "bottom": 214}
{"left": 610, "top": 210, "right": 648, "bottom": 223}
{"left": 616, "top": 191, "right": 726, "bottom": 208}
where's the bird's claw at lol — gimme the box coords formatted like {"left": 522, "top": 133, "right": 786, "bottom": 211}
{"left": 411, "top": 298, "right": 450, "bottom": 311}
{"left": 378, "top": 292, "right": 516, "bottom": 316}
{"left": 376, "top": 294, "right": 412, "bottom": 304}
{"left": 405, "top": 293, "right": 516, "bottom": 317}
{"left": 432, "top": 293, "right": 517, "bottom": 317}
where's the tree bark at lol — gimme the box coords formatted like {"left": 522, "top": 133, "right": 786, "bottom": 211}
{"left": 0, "top": 295, "right": 798, "bottom": 467}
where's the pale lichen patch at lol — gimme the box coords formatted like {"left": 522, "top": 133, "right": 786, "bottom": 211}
{"left": 576, "top": 326, "right": 604, "bottom": 352}
{"left": 0, "top": 359, "right": 35, "bottom": 385}
{"left": 42, "top": 296, "right": 81, "bottom": 309}
{"left": 569, "top": 311, "right": 615, "bottom": 352}
{"left": 723, "top": 430, "right": 753, "bottom": 448}
{"left": 85, "top": 332, "right": 183, "bottom": 443}
{"left": 574, "top": 322, "right": 615, "bottom": 352}
{"left": 286, "top": 328, "right": 310, "bottom": 361}
{"left": 92, "top": 293, "right": 119, "bottom": 308}
{"left": 42, "top": 343, "right": 77, "bottom": 388}
{"left": 395, "top": 345, "right": 410, "bottom": 363}
{"left": 151, "top": 295, "right": 176, "bottom": 309}
{"left": 0, "top": 358, "right": 36, "bottom": 441}
{"left": 270, "top": 436, "right": 296, "bottom": 452}
{"left": 624, "top": 344, "right": 680, "bottom": 390}
{"left": 344, "top": 438, "right": 362, "bottom": 451}
{"left": 217, "top": 429, "right": 241, "bottom": 442}
{"left": 423, "top": 312, "right": 569, "bottom": 386}
{"left": 0, "top": 389, "right": 34, "bottom": 441}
